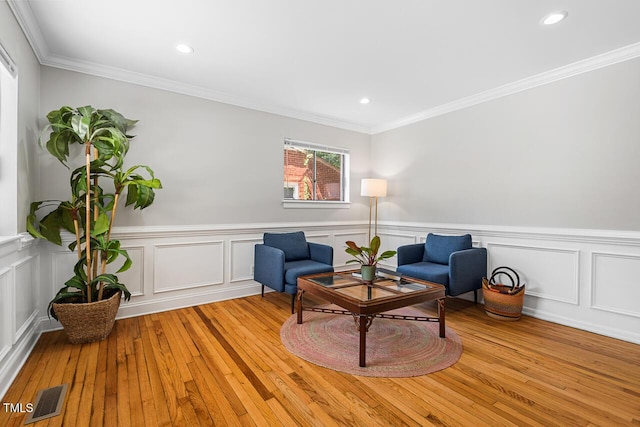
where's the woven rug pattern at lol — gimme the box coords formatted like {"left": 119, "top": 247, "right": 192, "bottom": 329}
{"left": 280, "top": 306, "right": 462, "bottom": 377}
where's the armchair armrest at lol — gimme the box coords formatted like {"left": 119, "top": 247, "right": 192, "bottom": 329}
{"left": 449, "top": 248, "right": 487, "bottom": 296}
{"left": 397, "top": 243, "right": 425, "bottom": 266}
{"left": 308, "top": 242, "right": 333, "bottom": 266}
{"left": 254, "top": 244, "right": 285, "bottom": 292}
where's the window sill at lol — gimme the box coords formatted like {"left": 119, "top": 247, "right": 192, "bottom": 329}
{"left": 282, "top": 200, "right": 351, "bottom": 209}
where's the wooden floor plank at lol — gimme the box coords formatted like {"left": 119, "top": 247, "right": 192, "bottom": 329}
{"left": 2, "top": 295, "right": 639, "bottom": 426}
{"left": 133, "top": 336, "right": 160, "bottom": 427}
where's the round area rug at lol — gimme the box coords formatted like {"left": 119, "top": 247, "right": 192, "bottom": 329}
{"left": 280, "top": 306, "right": 462, "bottom": 377}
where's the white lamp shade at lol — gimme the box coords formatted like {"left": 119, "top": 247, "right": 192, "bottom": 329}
{"left": 361, "top": 178, "right": 387, "bottom": 197}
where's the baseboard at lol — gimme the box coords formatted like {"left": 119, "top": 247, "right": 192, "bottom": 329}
{"left": 0, "top": 321, "right": 41, "bottom": 400}
{"left": 521, "top": 306, "right": 640, "bottom": 345}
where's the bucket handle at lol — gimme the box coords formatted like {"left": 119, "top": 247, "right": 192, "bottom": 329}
{"left": 489, "top": 266, "right": 520, "bottom": 290}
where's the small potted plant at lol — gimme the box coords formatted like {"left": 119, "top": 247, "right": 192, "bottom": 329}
{"left": 27, "top": 105, "right": 162, "bottom": 343}
{"left": 345, "top": 236, "right": 397, "bottom": 281}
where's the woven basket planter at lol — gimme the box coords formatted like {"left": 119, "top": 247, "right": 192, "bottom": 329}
{"left": 482, "top": 282, "right": 524, "bottom": 321}
{"left": 53, "top": 291, "right": 121, "bottom": 344}
{"left": 482, "top": 266, "right": 525, "bottom": 321}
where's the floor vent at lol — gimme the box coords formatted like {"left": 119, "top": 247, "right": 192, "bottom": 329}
{"left": 24, "top": 384, "right": 68, "bottom": 424}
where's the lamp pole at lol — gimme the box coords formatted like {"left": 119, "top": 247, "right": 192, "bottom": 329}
{"left": 361, "top": 178, "right": 387, "bottom": 243}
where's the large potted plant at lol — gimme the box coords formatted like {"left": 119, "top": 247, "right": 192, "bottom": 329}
{"left": 345, "top": 236, "right": 396, "bottom": 281}
{"left": 27, "top": 106, "right": 162, "bottom": 343}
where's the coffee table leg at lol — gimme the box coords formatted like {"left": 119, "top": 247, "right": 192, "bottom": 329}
{"left": 438, "top": 298, "right": 446, "bottom": 338}
{"left": 296, "top": 290, "right": 304, "bottom": 324}
{"left": 358, "top": 315, "right": 367, "bottom": 367}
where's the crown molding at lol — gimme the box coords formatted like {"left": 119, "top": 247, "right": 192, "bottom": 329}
{"left": 43, "top": 54, "right": 374, "bottom": 134}
{"left": 39, "top": 53, "right": 373, "bottom": 134}
{"left": 6, "top": 0, "right": 48, "bottom": 63}
{"left": 372, "top": 41, "right": 640, "bottom": 134}
{"left": 9, "top": 0, "right": 640, "bottom": 137}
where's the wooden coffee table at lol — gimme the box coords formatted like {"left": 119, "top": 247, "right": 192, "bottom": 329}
{"left": 296, "top": 270, "right": 446, "bottom": 367}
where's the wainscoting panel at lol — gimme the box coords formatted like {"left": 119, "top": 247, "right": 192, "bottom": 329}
{"left": 110, "top": 245, "right": 145, "bottom": 297}
{"left": 487, "top": 242, "right": 580, "bottom": 305}
{"left": 333, "top": 231, "right": 368, "bottom": 267}
{"left": 0, "top": 267, "right": 11, "bottom": 364}
{"left": 51, "top": 250, "right": 76, "bottom": 296}
{"left": 153, "top": 241, "right": 224, "bottom": 293}
{"left": 230, "top": 238, "right": 262, "bottom": 283}
{"left": 591, "top": 251, "right": 640, "bottom": 318}
{"left": 377, "top": 232, "right": 416, "bottom": 268}
{"left": 12, "top": 255, "right": 38, "bottom": 344}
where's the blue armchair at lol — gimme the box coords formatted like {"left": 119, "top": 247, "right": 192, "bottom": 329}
{"left": 254, "top": 231, "right": 334, "bottom": 313}
{"left": 396, "top": 233, "right": 486, "bottom": 302}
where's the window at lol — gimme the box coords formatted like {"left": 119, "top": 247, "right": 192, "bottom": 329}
{"left": 283, "top": 139, "right": 349, "bottom": 207}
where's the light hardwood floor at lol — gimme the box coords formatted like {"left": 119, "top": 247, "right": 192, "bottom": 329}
{"left": 1, "top": 294, "right": 639, "bottom": 426}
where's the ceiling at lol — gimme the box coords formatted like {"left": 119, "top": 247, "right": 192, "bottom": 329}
{"left": 8, "top": 0, "right": 640, "bottom": 134}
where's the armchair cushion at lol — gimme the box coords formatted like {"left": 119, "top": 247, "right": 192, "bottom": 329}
{"left": 263, "top": 231, "right": 310, "bottom": 262}
{"left": 395, "top": 261, "right": 449, "bottom": 285}
{"left": 284, "top": 260, "right": 334, "bottom": 288}
{"left": 424, "top": 233, "right": 472, "bottom": 265}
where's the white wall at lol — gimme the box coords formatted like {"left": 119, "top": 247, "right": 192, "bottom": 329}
{"left": 370, "top": 57, "right": 640, "bottom": 346}
{"left": 0, "top": 1, "right": 40, "bottom": 235}
{"left": 39, "top": 67, "right": 373, "bottom": 226}
{"left": 371, "top": 57, "right": 640, "bottom": 230}
{"left": 0, "top": 2, "right": 41, "bottom": 401}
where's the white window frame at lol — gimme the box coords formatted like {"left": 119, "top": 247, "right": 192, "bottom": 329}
{"left": 283, "top": 138, "right": 350, "bottom": 209}
{"left": 0, "top": 42, "right": 19, "bottom": 237}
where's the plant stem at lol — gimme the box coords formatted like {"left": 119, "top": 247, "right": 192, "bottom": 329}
{"left": 92, "top": 149, "right": 99, "bottom": 287}
{"left": 107, "top": 192, "right": 119, "bottom": 243}
{"left": 85, "top": 142, "right": 92, "bottom": 303}
{"left": 73, "top": 217, "right": 82, "bottom": 260}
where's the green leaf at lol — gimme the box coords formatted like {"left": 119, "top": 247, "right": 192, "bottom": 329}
{"left": 345, "top": 248, "right": 361, "bottom": 257}
{"left": 125, "top": 184, "right": 138, "bottom": 207}
{"left": 64, "top": 275, "right": 87, "bottom": 291}
{"left": 71, "top": 114, "right": 91, "bottom": 140}
{"left": 132, "top": 185, "right": 155, "bottom": 209}
{"left": 104, "top": 283, "right": 131, "bottom": 301}
{"left": 77, "top": 105, "right": 96, "bottom": 118}
{"left": 370, "top": 236, "right": 381, "bottom": 253}
{"left": 378, "top": 250, "right": 397, "bottom": 260}
{"left": 98, "top": 109, "right": 137, "bottom": 135}
{"left": 92, "top": 212, "right": 110, "bottom": 236}
{"left": 44, "top": 130, "right": 71, "bottom": 165}
{"left": 38, "top": 208, "right": 65, "bottom": 246}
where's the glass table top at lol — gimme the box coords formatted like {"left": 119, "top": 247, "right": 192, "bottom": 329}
{"left": 305, "top": 273, "right": 435, "bottom": 302}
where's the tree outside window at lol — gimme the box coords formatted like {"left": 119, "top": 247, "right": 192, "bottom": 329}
{"left": 284, "top": 140, "right": 348, "bottom": 202}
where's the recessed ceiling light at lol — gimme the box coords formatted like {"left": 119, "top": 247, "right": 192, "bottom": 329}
{"left": 360, "top": 97, "right": 370, "bottom": 104}
{"left": 176, "top": 44, "right": 194, "bottom": 54}
{"left": 541, "top": 11, "right": 568, "bottom": 25}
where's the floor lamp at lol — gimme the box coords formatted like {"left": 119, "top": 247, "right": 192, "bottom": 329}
{"left": 361, "top": 178, "right": 387, "bottom": 243}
